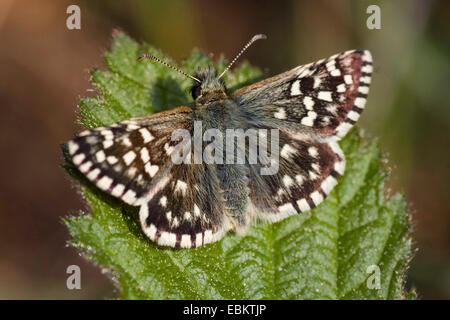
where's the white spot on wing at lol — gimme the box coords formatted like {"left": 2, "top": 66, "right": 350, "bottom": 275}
{"left": 122, "top": 137, "right": 132, "bottom": 147}
{"left": 100, "top": 129, "right": 113, "bottom": 137}
{"left": 140, "top": 147, "right": 150, "bottom": 163}
{"left": 295, "top": 174, "right": 304, "bottom": 186}
{"left": 347, "top": 110, "right": 360, "bottom": 121}
{"left": 311, "top": 191, "right": 324, "bottom": 206}
{"left": 354, "top": 97, "right": 366, "bottom": 109}
{"left": 278, "top": 203, "right": 297, "bottom": 215}
{"left": 303, "top": 96, "right": 315, "bottom": 110}
{"left": 276, "top": 188, "right": 286, "bottom": 200}
{"left": 107, "top": 155, "right": 118, "bottom": 165}
{"left": 103, "top": 139, "right": 113, "bottom": 149}
{"left": 297, "top": 198, "right": 310, "bottom": 212}
{"left": 326, "top": 104, "right": 338, "bottom": 115}
{"left": 95, "top": 150, "right": 106, "bottom": 162}
{"left": 122, "top": 189, "right": 137, "bottom": 204}
{"left": 328, "top": 140, "right": 344, "bottom": 159}
{"left": 321, "top": 176, "right": 338, "bottom": 194}
{"left": 180, "top": 235, "right": 192, "bottom": 248}
{"left": 344, "top": 74, "right": 353, "bottom": 85}
{"left": 358, "top": 86, "right": 369, "bottom": 94}
{"left": 79, "top": 161, "right": 92, "bottom": 173}
{"left": 68, "top": 141, "right": 78, "bottom": 155}
{"left": 337, "top": 83, "right": 346, "bottom": 93}
{"left": 158, "top": 232, "right": 177, "bottom": 247}
{"left": 123, "top": 150, "right": 136, "bottom": 165}
{"left": 281, "top": 144, "right": 296, "bottom": 159}
{"left": 290, "top": 80, "right": 301, "bottom": 96}
{"left": 146, "top": 174, "right": 171, "bottom": 200}
{"left": 111, "top": 184, "right": 125, "bottom": 197}
{"left": 86, "top": 168, "right": 100, "bottom": 180}
{"left": 334, "top": 160, "right": 346, "bottom": 175}
{"left": 308, "top": 146, "right": 319, "bottom": 157}
{"left": 301, "top": 111, "right": 317, "bottom": 126}
{"left": 318, "top": 91, "right": 333, "bottom": 102}
{"left": 194, "top": 204, "right": 201, "bottom": 216}
{"left": 72, "top": 153, "right": 85, "bottom": 165}
{"left": 311, "top": 163, "right": 321, "bottom": 173}
{"left": 361, "top": 64, "right": 373, "bottom": 73}
{"left": 309, "top": 170, "right": 319, "bottom": 180}
{"left": 173, "top": 220, "right": 183, "bottom": 231}
{"left": 326, "top": 59, "right": 336, "bottom": 70}
{"left": 360, "top": 76, "right": 371, "bottom": 84}
{"left": 283, "top": 175, "right": 295, "bottom": 188}
{"left": 145, "top": 163, "right": 159, "bottom": 177}
{"left": 159, "top": 196, "right": 167, "bottom": 208}
{"left": 195, "top": 232, "right": 203, "bottom": 247}
{"left": 313, "top": 77, "right": 322, "bottom": 88}
{"left": 97, "top": 176, "right": 113, "bottom": 190}
{"left": 274, "top": 107, "right": 286, "bottom": 120}
{"left": 139, "top": 128, "right": 154, "bottom": 143}
{"left": 127, "top": 167, "right": 137, "bottom": 178}
{"left": 85, "top": 136, "right": 97, "bottom": 145}
{"left": 204, "top": 230, "right": 213, "bottom": 244}
{"left": 146, "top": 224, "right": 157, "bottom": 240}
{"left": 175, "top": 180, "right": 188, "bottom": 195}
{"left": 330, "top": 69, "right": 341, "bottom": 77}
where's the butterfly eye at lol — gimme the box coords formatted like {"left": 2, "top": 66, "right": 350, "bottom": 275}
{"left": 191, "top": 83, "right": 202, "bottom": 99}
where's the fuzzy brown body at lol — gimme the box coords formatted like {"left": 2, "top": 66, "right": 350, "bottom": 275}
{"left": 191, "top": 71, "right": 251, "bottom": 229}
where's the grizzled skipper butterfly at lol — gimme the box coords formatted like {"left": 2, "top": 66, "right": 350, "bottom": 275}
{"left": 66, "top": 34, "right": 372, "bottom": 248}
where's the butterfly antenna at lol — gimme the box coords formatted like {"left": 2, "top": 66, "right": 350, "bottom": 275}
{"left": 137, "top": 53, "right": 201, "bottom": 83}
{"left": 218, "top": 34, "right": 267, "bottom": 79}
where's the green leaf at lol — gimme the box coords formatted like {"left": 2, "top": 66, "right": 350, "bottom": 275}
{"left": 63, "top": 31, "right": 413, "bottom": 299}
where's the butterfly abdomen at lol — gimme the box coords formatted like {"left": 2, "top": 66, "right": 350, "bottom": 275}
{"left": 217, "top": 163, "right": 250, "bottom": 227}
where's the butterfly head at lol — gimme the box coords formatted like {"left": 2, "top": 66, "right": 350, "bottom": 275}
{"left": 190, "top": 66, "right": 226, "bottom": 101}
{"left": 190, "top": 33, "right": 267, "bottom": 102}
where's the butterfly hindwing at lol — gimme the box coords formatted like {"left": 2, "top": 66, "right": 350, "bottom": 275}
{"left": 139, "top": 161, "right": 231, "bottom": 248}
{"left": 234, "top": 50, "right": 372, "bottom": 139}
{"left": 247, "top": 131, "right": 345, "bottom": 222}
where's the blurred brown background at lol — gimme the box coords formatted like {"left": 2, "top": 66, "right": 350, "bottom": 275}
{"left": 0, "top": 0, "right": 449, "bottom": 299}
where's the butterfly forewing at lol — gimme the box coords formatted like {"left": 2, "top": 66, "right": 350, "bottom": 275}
{"left": 67, "top": 107, "right": 193, "bottom": 206}
{"left": 234, "top": 50, "right": 372, "bottom": 139}
{"left": 67, "top": 106, "right": 233, "bottom": 248}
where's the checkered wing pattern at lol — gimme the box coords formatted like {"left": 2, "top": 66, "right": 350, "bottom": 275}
{"left": 234, "top": 50, "right": 372, "bottom": 219}
{"left": 247, "top": 130, "right": 345, "bottom": 221}
{"left": 235, "top": 50, "right": 372, "bottom": 139}
{"left": 66, "top": 106, "right": 230, "bottom": 248}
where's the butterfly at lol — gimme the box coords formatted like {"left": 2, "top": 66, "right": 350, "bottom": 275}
{"left": 66, "top": 34, "right": 372, "bottom": 248}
